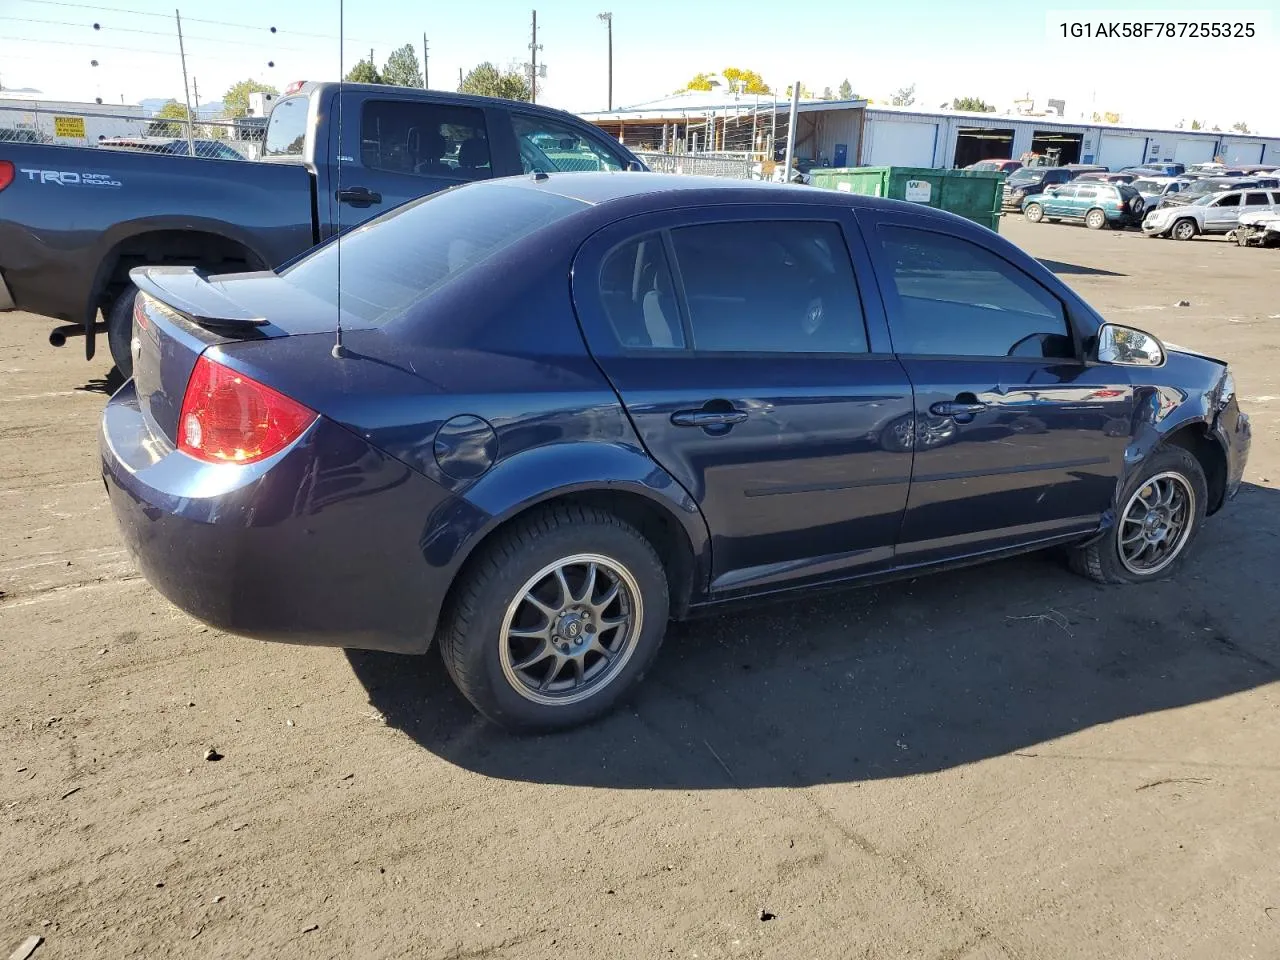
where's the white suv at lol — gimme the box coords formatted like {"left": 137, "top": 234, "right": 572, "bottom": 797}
{"left": 1142, "top": 188, "right": 1280, "bottom": 240}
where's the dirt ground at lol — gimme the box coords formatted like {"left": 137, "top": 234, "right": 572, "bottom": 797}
{"left": 2, "top": 218, "right": 1278, "bottom": 960}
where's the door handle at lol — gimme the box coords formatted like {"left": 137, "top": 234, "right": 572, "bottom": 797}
{"left": 929, "top": 401, "right": 987, "bottom": 417}
{"left": 336, "top": 186, "right": 382, "bottom": 207}
{"left": 671, "top": 409, "right": 748, "bottom": 428}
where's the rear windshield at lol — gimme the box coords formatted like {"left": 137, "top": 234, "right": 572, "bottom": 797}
{"left": 280, "top": 184, "right": 585, "bottom": 324}
{"left": 1008, "top": 169, "right": 1042, "bottom": 183}
{"left": 1133, "top": 179, "right": 1160, "bottom": 192}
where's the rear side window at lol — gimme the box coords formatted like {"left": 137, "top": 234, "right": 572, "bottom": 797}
{"left": 361, "top": 100, "right": 490, "bottom": 180}
{"left": 1244, "top": 191, "right": 1270, "bottom": 206}
{"left": 878, "top": 226, "right": 1072, "bottom": 359}
{"left": 669, "top": 221, "right": 869, "bottom": 354}
{"left": 280, "top": 185, "right": 583, "bottom": 324}
{"left": 264, "top": 96, "right": 308, "bottom": 158}
{"left": 599, "top": 236, "right": 685, "bottom": 349}
{"left": 513, "top": 114, "right": 625, "bottom": 173}
{"left": 1075, "top": 185, "right": 1098, "bottom": 199}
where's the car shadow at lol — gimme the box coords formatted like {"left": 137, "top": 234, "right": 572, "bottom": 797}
{"left": 1037, "top": 258, "right": 1127, "bottom": 277}
{"left": 77, "top": 366, "right": 127, "bottom": 396}
{"left": 346, "top": 482, "right": 1279, "bottom": 788}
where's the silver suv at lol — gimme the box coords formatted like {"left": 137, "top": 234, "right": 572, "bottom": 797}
{"left": 1142, "top": 188, "right": 1280, "bottom": 240}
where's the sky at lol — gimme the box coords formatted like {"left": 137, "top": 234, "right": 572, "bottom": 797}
{"left": 1, "top": 0, "right": 1277, "bottom": 133}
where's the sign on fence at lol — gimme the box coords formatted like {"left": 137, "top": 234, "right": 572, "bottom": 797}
{"left": 53, "top": 116, "right": 87, "bottom": 139}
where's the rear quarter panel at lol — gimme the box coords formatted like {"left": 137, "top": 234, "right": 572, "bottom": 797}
{"left": 0, "top": 142, "right": 315, "bottom": 322}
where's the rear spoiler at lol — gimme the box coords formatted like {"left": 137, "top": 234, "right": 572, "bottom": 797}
{"left": 130, "top": 266, "right": 269, "bottom": 332}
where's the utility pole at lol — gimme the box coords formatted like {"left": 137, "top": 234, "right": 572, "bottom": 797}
{"left": 192, "top": 77, "right": 201, "bottom": 114}
{"left": 529, "top": 10, "right": 540, "bottom": 104}
{"left": 458, "top": 66, "right": 464, "bottom": 90}
{"left": 783, "top": 80, "right": 800, "bottom": 183}
{"left": 597, "top": 12, "right": 613, "bottom": 111}
{"left": 174, "top": 9, "right": 196, "bottom": 157}
{"left": 422, "top": 34, "right": 429, "bottom": 89}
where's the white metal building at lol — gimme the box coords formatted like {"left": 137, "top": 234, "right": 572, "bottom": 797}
{"left": 861, "top": 105, "right": 1280, "bottom": 170}
{"left": 0, "top": 95, "right": 148, "bottom": 144}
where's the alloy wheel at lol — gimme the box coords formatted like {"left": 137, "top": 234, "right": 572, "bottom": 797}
{"left": 498, "top": 553, "right": 643, "bottom": 706}
{"left": 1117, "top": 472, "right": 1195, "bottom": 575}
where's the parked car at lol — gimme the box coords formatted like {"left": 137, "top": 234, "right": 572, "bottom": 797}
{"left": 97, "top": 136, "right": 247, "bottom": 161}
{"left": 1001, "top": 165, "right": 1076, "bottom": 208}
{"left": 1074, "top": 172, "right": 1138, "bottom": 185}
{"left": 1132, "top": 176, "right": 1185, "bottom": 212}
{"left": 1162, "top": 176, "right": 1277, "bottom": 207}
{"left": 100, "top": 174, "right": 1251, "bottom": 731}
{"left": 0, "top": 82, "right": 647, "bottom": 376}
{"left": 1123, "top": 162, "right": 1185, "bottom": 177}
{"left": 1234, "top": 209, "right": 1280, "bottom": 247}
{"left": 965, "top": 159, "right": 1022, "bottom": 173}
{"left": 1063, "top": 164, "right": 1110, "bottom": 176}
{"left": 1022, "top": 181, "right": 1145, "bottom": 229}
{"left": 1142, "top": 188, "right": 1280, "bottom": 240}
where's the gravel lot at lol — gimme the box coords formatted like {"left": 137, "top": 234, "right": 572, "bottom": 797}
{"left": 2, "top": 218, "right": 1277, "bottom": 960}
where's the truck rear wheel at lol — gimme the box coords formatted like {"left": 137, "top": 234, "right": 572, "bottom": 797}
{"left": 106, "top": 285, "right": 139, "bottom": 379}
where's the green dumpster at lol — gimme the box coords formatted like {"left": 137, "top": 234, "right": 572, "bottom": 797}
{"left": 808, "top": 166, "right": 1005, "bottom": 233}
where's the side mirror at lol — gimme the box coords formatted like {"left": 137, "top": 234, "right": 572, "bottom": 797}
{"left": 1095, "top": 323, "right": 1165, "bottom": 366}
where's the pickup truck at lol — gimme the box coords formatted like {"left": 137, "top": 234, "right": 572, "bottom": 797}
{"left": 0, "top": 81, "right": 645, "bottom": 376}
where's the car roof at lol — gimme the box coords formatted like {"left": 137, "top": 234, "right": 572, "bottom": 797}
{"left": 295, "top": 81, "right": 601, "bottom": 127}
{"left": 460, "top": 171, "right": 968, "bottom": 219}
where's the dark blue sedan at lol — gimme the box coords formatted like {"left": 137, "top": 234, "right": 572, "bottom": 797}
{"left": 101, "top": 174, "right": 1251, "bottom": 731}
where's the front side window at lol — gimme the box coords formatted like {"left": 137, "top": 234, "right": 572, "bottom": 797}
{"left": 513, "top": 114, "right": 625, "bottom": 173}
{"left": 360, "top": 101, "right": 490, "bottom": 179}
{"left": 263, "top": 95, "right": 308, "bottom": 157}
{"left": 878, "top": 226, "right": 1072, "bottom": 359}
{"left": 669, "top": 221, "right": 869, "bottom": 354}
{"left": 1214, "top": 194, "right": 1241, "bottom": 208}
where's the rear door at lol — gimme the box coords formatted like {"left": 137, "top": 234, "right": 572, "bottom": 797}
{"left": 1069, "top": 183, "right": 1100, "bottom": 219}
{"left": 332, "top": 93, "right": 511, "bottom": 228}
{"left": 856, "top": 209, "right": 1134, "bottom": 565}
{"left": 1243, "top": 190, "right": 1277, "bottom": 214}
{"left": 572, "top": 205, "right": 915, "bottom": 596}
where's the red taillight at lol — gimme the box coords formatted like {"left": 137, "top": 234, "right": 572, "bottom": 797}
{"left": 284, "top": 80, "right": 306, "bottom": 95}
{"left": 133, "top": 293, "right": 149, "bottom": 331}
{"left": 0, "top": 161, "right": 14, "bottom": 192}
{"left": 177, "top": 355, "right": 315, "bottom": 464}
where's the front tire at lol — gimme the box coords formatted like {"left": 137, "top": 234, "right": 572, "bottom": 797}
{"left": 439, "top": 505, "right": 670, "bottom": 731}
{"left": 106, "top": 284, "right": 139, "bottom": 379}
{"left": 1068, "top": 446, "right": 1207, "bottom": 584}
{"left": 1172, "top": 218, "right": 1198, "bottom": 241}
{"left": 1024, "top": 203, "right": 1044, "bottom": 223}
{"left": 1085, "top": 208, "right": 1106, "bottom": 230}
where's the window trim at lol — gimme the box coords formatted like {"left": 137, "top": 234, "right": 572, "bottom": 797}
{"left": 873, "top": 221, "right": 1084, "bottom": 363}
{"left": 356, "top": 97, "right": 493, "bottom": 182}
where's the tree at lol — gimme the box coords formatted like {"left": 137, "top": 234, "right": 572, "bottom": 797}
{"left": 459, "top": 62, "right": 531, "bottom": 102}
{"left": 784, "top": 83, "right": 814, "bottom": 99}
{"left": 821, "top": 86, "right": 833, "bottom": 100}
{"left": 952, "top": 96, "right": 993, "bottom": 112}
{"left": 1211, "top": 124, "right": 1222, "bottom": 132}
{"left": 382, "top": 44, "right": 423, "bottom": 87}
{"left": 890, "top": 84, "right": 915, "bottom": 106}
{"left": 148, "top": 100, "right": 190, "bottom": 136}
{"left": 222, "top": 78, "right": 279, "bottom": 119}
{"left": 1231, "top": 121, "right": 1251, "bottom": 133}
{"left": 721, "top": 67, "right": 769, "bottom": 94}
{"left": 682, "top": 68, "right": 769, "bottom": 94}
{"left": 838, "top": 79, "right": 853, "bottom": 99}
{"left": 1190, "top": 118, "right": 1203, "bottom": 130}
{"left": 345, "top": 58, "right": 383, "bottom": 84}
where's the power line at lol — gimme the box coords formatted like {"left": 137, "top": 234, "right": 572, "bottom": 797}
{"left": 12, "top": 0, "right": 389, "bottom": 44}
{"left": 0, "top": 16, "right": 317, "bottom": 52}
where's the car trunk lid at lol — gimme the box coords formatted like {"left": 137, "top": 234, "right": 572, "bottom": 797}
{"left": 130, "top": 266, "right": 359, "bottom": 443}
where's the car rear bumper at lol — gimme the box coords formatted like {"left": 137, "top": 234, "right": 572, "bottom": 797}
{"left": 100, "top": 380, "right": 459, "bottom": 654}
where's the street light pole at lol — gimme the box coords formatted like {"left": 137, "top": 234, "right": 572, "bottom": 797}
{"left": 597, "top": 12, "right": 613, "bottom": 111}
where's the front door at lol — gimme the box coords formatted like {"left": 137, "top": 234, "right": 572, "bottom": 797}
{"left": 859, "top": 212, "right": 1134, "bottom": 565}
{"left": 1203, "top": 192, "right": 1242, "bottom": 232}
{"left": 572, "top": 207, "right": 915, "bottom": 596}
{"left": 333, "top": 92, "right": 510, "bottom": 229}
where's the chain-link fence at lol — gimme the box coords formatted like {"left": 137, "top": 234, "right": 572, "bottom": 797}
{"left": 632, "top": 151, "right": 758, "bottom": 179}
{"left": 0, "top": 104, "right": 264, "bottom": 160}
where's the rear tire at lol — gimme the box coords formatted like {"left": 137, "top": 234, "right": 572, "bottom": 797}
{"left": 1085, "top": 208, "right": 1106, "bottom": 230}
{"left": 1068, "top": 447, "right": 1207, "bottom": 585}
{"left": 438, "top": 505, "right": 670, "bottom": 732}
{"left": 1024, "top": 203, "right": 1044, "bottom": 223}
{"left": 106, "top": 284, "right": 139, "bottom": 379}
